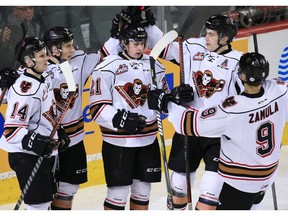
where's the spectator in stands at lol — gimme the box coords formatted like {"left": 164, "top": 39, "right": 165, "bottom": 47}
{"left": 1, "top": 6, "right": 46, "bottom": 68}
{"left": 0, "top": 11, "right": 11, "bottom": 69}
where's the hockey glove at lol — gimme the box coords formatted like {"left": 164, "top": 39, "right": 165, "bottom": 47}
{"left": 0, "top": 68, "right": 19, "bottom": 89}
{"left": 128, "top": 6, "right": 156, "bottom": 27}
{"left": 110, "top": 9, "right": 132, "bottom": 39}
{"left": 148, "top": 84, "right": 194, "bottom": 113}
{"left": 112, "top": 109, "right": 147, "bottom": 134}
{"left": 147, "top": 89, "right": 170, "bottom": 113}
{"left": 57, "top": 125, "right": 70, "bottom": 153}
{"left": 169, "top": 84, "right": 194, "bottom": 106}
{"left": 22, "top": 132, "right": 58, "bottom": 157}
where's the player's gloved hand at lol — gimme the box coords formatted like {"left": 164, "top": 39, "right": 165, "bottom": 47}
{"left": 0, "top": 68, "right": 19, "bottom": 89}
{"left": 22, "top": 132, "right": 58, "bottom": 157}
{"left": 147, "top": 89, "right": 170, "bottom": 113}
{"left": 110, "top": 9, "right": 132, "bottom": 39}
{"left": 169, "top": 84, "right": 194, "bottom": 106}
{"left": 112, "top": 109, "right": 147, "bottom": 134}
{"left": 128, "top": 6, "right": 156, "bottom": 27}
{"left": 148, "top": 84, "right": 194, "bottom": 112}
{"left": 57, "top": 125, "right": 70, "bottom": 153}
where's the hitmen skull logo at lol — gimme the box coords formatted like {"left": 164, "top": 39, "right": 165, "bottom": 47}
{"left": 54, "top": 83, "right": 79, "bottom": 111}
{"left": 115, "top": 79, "right": 150, "bottom": 109}
{"left": 193, "top": 70, "right": 225, "bottom": 98}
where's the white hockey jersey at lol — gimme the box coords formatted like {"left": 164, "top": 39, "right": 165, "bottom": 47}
{"left": 163, "top": 37, "right": 243, "bottom": 109}
{"left": 0, "top": 71, "right": 58, "bottom": 156}
{"left": 89, "top": 52, "right": 168, "bottom": 147}
{"left": 168, "top": 79, "right": 288, "bottom": 193}
{"left": 46, "top": 49, "right": 101, "bottom": 147}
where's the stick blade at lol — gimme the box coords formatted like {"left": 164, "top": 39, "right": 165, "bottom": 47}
{"left": 59, "top": 61, "right": 76, "bottom": 92}
{"left": 179, "top": 8, "right": 198, "bottom": 38}
{"left": 150, "top": 30, "right": 178, "bottom": 60}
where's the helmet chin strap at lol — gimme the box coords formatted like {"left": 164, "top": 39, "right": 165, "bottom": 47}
{"left": 213, "top": 34, "right": 230, "bottom": 53}
{"left": 213, "top": 37, "right": 227, "bottom": 53}
{"left": 32, "top": 68, "right": 42, "bottom": 75}
{"left": 213, "top": 43, "right": 223, "bottom": 53}
{"left": 26, "top": 60, "right": 42, "bottom": 75}
{"left": 122, "top": 50, "right": 143, "bottom": 60}
{"left": 30, "top": 65, "right": 42, "bottom": 75}
{"left": 52, "top": 48, "right": 63, "bottom": 62}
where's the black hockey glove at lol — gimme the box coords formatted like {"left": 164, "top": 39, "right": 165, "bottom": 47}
{"left": 110, "top": 9, "right": 132, "bottom": 39}
{"left": 147, "top": 89, "right": 170, "bottom": 113}
{"left": 0, "top": 68, "right": 19, "bottom": 89}
{"left": 128, "top": 6, "right": 156, "bottom": 27}
{"left": 112, "top": 109, "right": 147, "bottom": 134}
{"left": 57, "top": 125, "right": 70, "bottom": 153}
{"left": 22, "top": 131, "right": 58, "bottom": 157}
{"left": 169, "top": 84, "right": 194, "bottom": 106}
{"left": 148, "top": 84, "right": 194, "bottom": 113}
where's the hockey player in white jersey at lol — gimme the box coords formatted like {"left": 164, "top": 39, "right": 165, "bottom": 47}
{"left": 150, "top": 14, "right": 243, "bottom": 210}
{"left": 104, "top": 8, "right": 244, "bottom": 210}
{"left": 89, "top": 24, "right": 174, "bottom": 210}
{"left": 0, "top": 37, "right": 64, "bottom": 210}
{"left": 165, "top": 52, "right": 288, "bottom": 209}
{"left": 128, "top": 10, "right": 243, "bottom": 210}
{"left": 42, "top": 26, "right": 110, "bottom": 210}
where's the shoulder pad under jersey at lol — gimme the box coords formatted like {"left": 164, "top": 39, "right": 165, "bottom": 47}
{"left": 11, "top": 73, "right": 43, "bottom": 96}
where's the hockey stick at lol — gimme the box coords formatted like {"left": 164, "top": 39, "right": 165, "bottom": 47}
{"left": 150, "top": 30, "right": 178, "bottom": 210}
{"left": 14, "top": 61, "right": 76, "bottom": 210}
{"left": 178, "top": 7, "right": 198, "bottom": 210}
{"left": 252, "top": 33, "right": 259, "bottom": 53}
{"left": 0, "top": 21, "right": 27, "bottom": 105}
{"left": 271, "top": 182, "right": 278, "bottom": 210}
{"left": 253, "top": 33, "right": 278, "bottom": 210}
{"left": 178, "top": 7, "right": 198, "bottom": 83}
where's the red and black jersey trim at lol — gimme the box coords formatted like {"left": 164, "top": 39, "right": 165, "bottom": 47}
{"left": 90, "top": 102, "right": 112, "bottom": 119}
{"left": 63, "top": 117, "right": 84, "bottom": 137}
{"left": 3, "top": 127, "right": 18, "bottom": 139}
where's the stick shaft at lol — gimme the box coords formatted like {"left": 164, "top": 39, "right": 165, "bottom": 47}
{"left": 179, "top": 8, "right": 198, "bottom": 38}
{"left": 271, "top": 182, "right": 278, "bottom": 210}
{"left": 150, "top": 56, "right": 174, "bottom": 210}
{"left": 178, "top": 9, "right": 198, "bottom": 209}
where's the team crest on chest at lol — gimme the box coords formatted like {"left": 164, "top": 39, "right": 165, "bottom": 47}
{"left": 54, "top": 83, "right": 79, "bottom": 111}
{"left": 193, "top": 70, "right": 225, "bottom": 98}
{"left": 116, "top": 64, "right": 129, "bottom": 75}
{"left": 20, "top": 81, "right": 32, "bottom": 93}
{"left": 42, "top": 99, "right": 57, "bottom": 127}
{"left": 115, "top": 79, "right": 150, "bottom": 108}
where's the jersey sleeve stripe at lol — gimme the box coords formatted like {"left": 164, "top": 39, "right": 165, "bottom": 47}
{"left": 4, "top": 127, "right": 23, "bottom": 141}
{"left": 182, "top": 108, "right": 199, "bottom": 137}
{"left": 4, "top": 123, "right": 28, "bottom": 127}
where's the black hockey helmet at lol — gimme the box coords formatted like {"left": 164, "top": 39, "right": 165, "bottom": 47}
{"left": 205, "top": 15, "right": 237, "bottom": 44}
{"left": 120, "top": 24, "right": 147, "bottom": 47}
{"left": 43, "top": 26, "right": 73, "bottom": 50}
{"left": 15, "top": 37, "right": 46, "bottom": 65}
{"left": 238, "top": 52, "right": 269, "bottom": 85}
